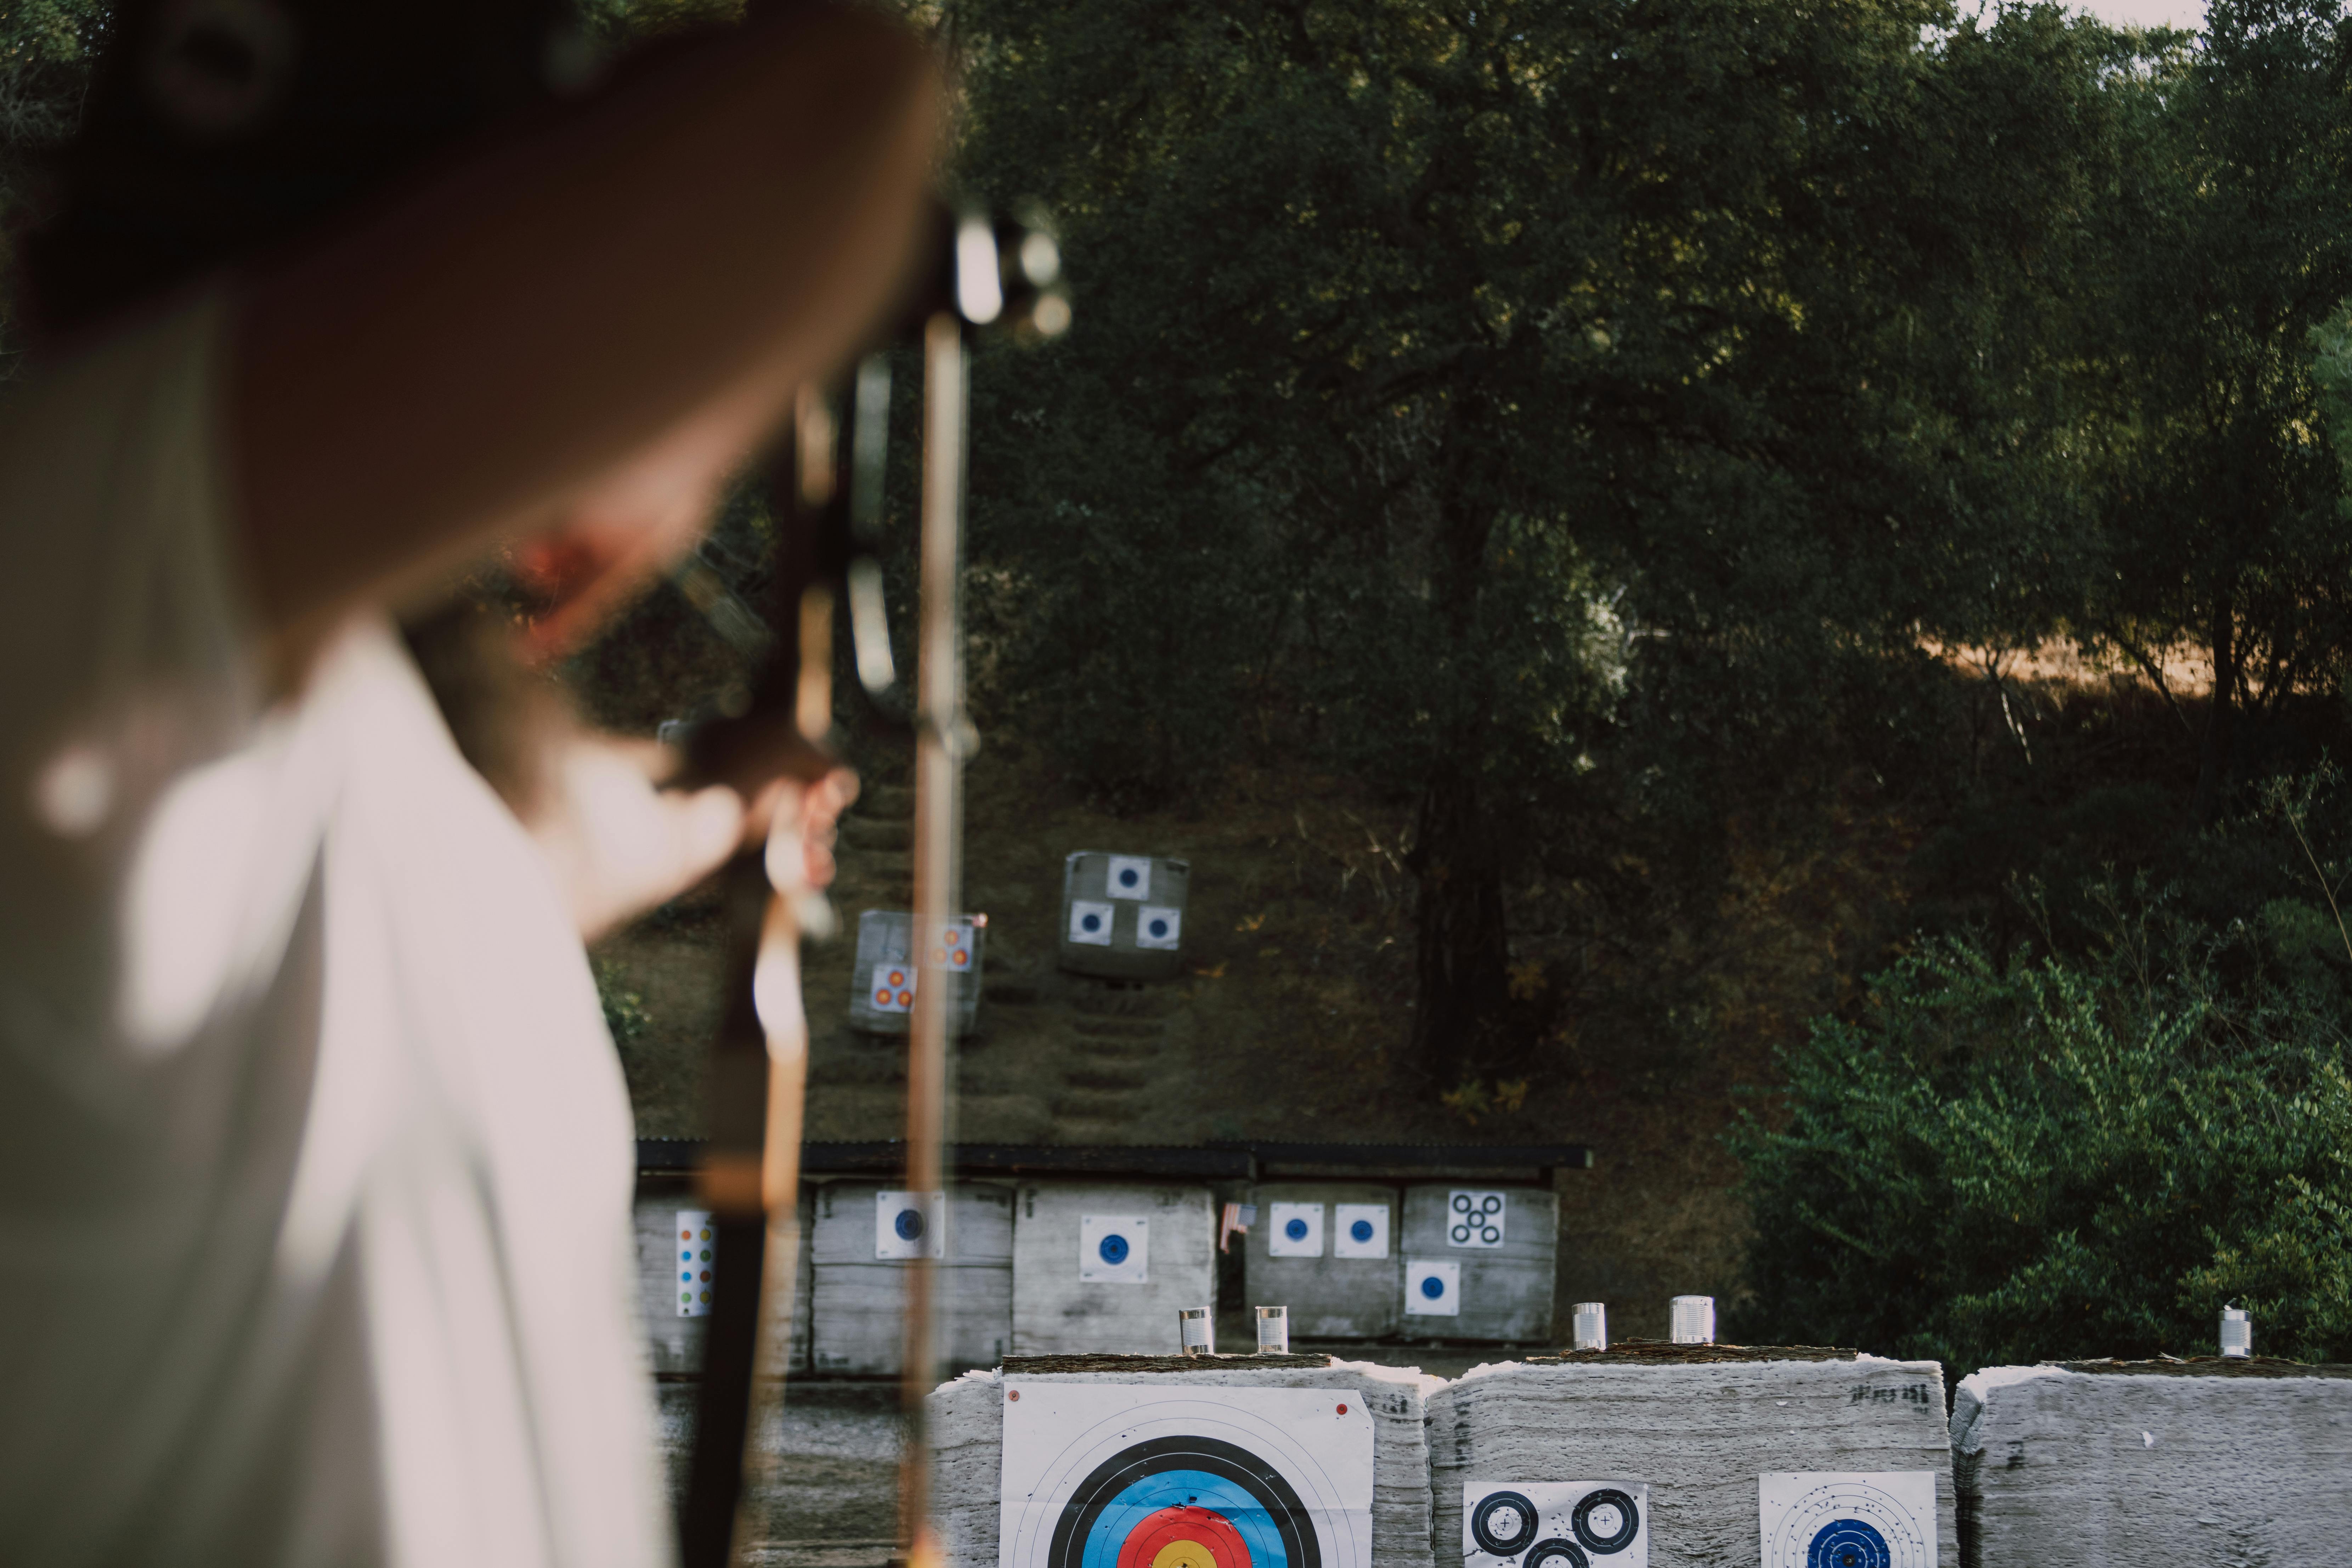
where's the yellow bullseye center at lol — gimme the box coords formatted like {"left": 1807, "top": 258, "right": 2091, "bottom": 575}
{"left": 1150, "top": 1539, "right": 1219, "bottom": 1568}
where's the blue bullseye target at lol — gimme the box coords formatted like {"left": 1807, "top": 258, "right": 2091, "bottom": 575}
{"left": 897, "top": 1207, "right": 926, "bottom": 1240}
{"left": 1100, "top": 1233, "right": 1130, "bottom": 1264}
{"left": 1807, "top": 1520, "right": 1890, "bottom": 1568}
{"left": 1350, "top": 1220, "right": 1374, "bottom": 1243}
{"left": 1421, "top": 1276, "right": 1445, "bottom": 1299}
{"left": 1285, "top": 1218, "right": 1309, "bottom": 1241}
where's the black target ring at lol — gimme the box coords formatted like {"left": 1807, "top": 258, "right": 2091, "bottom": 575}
{"left": 1570, "top": 1489, "right": 1639, "bottom": 1555}
{"left": 1471, "top": 1491, "right": 1539, "bottom": 1557}
{"left": 1045, "top": 1434, "right": 1321, "bottom": 1568}
{"left": 1525, "top": 1539, "right": 1589, "bottom": 1568}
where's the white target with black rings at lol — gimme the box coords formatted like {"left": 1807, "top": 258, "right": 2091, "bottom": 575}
{"left": 1447, "top": 1191, "right": 1507, "bottom": 1248}
{"left": 875, "top": 1189, "right": 945, "bottom": 1260}
{"left": 999, "top": 1382, "right": 1374, "bottom": 1568}
{"left": 1268, "top": 1202, "right": 1324, "bottom": 1257}
{"left": 1758, "top": 1472, "right": 1935, "bottom": 1568}
{"left": 1463, "top": 1482, "right": 1648, "bottom": 1568}
{"left": 1330, "top": 1204, "right": 1389, "bottom": 1260}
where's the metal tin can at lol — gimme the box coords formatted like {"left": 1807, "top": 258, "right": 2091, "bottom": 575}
{"left": 1255, "top": 1305, "right": 1290, "bottom": 1354}
{"left": 2220, "top": 1306, "right": 2252, "bottom": 1359}
{"left": 1572, "top": 1301, "right": 1608, "bottom": 1351}
{"left": 1669, "top": 1295, "right": 1715, "bottom": 1345}
{"left": 1177, "top": 1306, "right": 1214, "bottom": 1356}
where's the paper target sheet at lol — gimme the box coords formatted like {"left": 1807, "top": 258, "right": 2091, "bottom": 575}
{"left": 1463, "top": 1481, "right": 1649, "bottom": 1568}
{"left": 1000, "top": 1382, "right": 1374, "bottom": 1568}
{"left": 1758, "top": 1472, "right": 1935, "bottom": 1568}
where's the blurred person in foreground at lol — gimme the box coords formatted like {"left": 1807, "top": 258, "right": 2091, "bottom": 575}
{"left": 0, "top": 1, "right": 939, "bottom": 1562}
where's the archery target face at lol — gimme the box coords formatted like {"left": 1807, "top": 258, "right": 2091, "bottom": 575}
{"left": 871, "top": 962, "right": 917, "bottom": 1012}
{"left": 936, "top": 920, "right": 977, "bottom": 972}
{"left": 998, "top": 1381, "right": 1373, "bottom": 1568}
{"left": 1081, "top": 1215, "right": 1150, "bottom": 1282}
{"left": 1463, "top": 1481, "right": 1650, "bottom": 1568}
{"left": 1448, "top": 1191, "right": 1508, "bottom": 1248}
{"left": 1136, "top": 906, "right": 1183, "bottom": 951}
{"left": 1758, "top": 1472, "right": 1936, "bottom": 1568}
{"left": 1331, "top": 1204, "right": 1389, "bottom": 1260}
{"left": 1404, "top": 1259, "right": 1459, "bottom": 1316}
{"left": 1071, "top": 900, "right": 1116, "bottom": 946}
{"left": 1268, "top": 1202, "right": 1324, "bottom": 1257}
{"left": 676, "top": 1209, "right": 714, "bottom": 1317}
{"left": 1106, "top": 855, "right": 1154, "bottom": 899}
{"left": 876, "top": 1189, "right": 945, "bottom": 1260}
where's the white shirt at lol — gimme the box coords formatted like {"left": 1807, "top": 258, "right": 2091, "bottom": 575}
{"left": 0, "top": 293, "right": 671, "bottom": 1567}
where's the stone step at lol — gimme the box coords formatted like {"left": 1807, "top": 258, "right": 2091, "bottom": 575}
{"left": 1061, "top": 1065, "right": 1151, "bottom": 1093}
{"left": 1069, "top": 987, "right": 1180, "bottom": 1020}
{"left": 1067, "top": 1037, "right": 1161, "bottom": 1064}
{"left": 1050, "top": 1088, "right": 1146, "bottom": 1121}
{"left": 1071, "top": 1017, "right": 1164, "bottom": 1041}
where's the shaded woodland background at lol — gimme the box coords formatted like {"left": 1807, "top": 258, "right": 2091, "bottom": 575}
{"left": 7, "top": 0, "right": 2352, "bottom": 1365}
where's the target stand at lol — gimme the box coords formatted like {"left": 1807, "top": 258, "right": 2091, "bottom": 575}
{"left": 848, "top": 908, "right": 985, "bottom": 1036}
{"left": 1245, "top": 1183, "right": 1400, "bottom": 1340}
{"left": 808, "top": 1180, "right": 1013, "bottom": 1375}
{"left": 1058, "top": 851, "right": 1191, "bottom": 981}
{"left": 1399, "top": 1186, "right": 1557, "bottom": 1343}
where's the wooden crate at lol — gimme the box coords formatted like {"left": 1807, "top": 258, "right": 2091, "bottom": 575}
{"left": 1010, "top": 1181, "right": 1216, "bottom": 1354}
{"left": 1399, "top": 1185, "right": 1557, "bottom": 1343}
{"left": 633, "top": 1188, "right": 810, "bottom": 1376}
{"left": 1244, "top": 1182, "right": 1401, "bottom": 1340}
{"left": 1430, "top": 1354, "right": 1957, "bottom": 1567}
{"left": 809, "top": 1180, "right": 1014, "bottom": 1376}
{"left": 1953, "top": 1361, "right": 2352, "bottom": 1566}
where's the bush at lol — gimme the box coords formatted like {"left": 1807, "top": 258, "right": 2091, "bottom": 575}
{"left": 1731, "top": 895, "right": 2352, "bottom": 1370}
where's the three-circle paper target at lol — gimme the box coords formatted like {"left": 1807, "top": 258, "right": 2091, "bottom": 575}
{"left": 1071, "top": 900, "right": 1116, "bottom": 947}
{"left": 935, "top": 919, "right": 978, "bottom": 972}
{"left": 1081, "top": 1215, "right": 1151, "bottom": 1283}
{"left": 875, "top": 1189, "right": 945, "bottom": 1260}
{"left": 1757, "top": 1472, "right": 1935, "bottom": 1568}
{"left": 1269, "top": 1202, "right": 1325, "bottom": 1257}
{"left": 676, "top": 1208, "right": 714, "bottom": 1318}
{"left": 1448, "top": 1191, "right": 1508, "bottom": 1249}
{"left": 998, "top": 1382, "right": 1373, "bottom": 1568}
{"left": 1462, "top": 1482, "right": 1649, "bottom": 1568}
{"left": 872, "top": 963, "right": 917, "bottom": 1013}
{"left": 1331, "top": 1204, "right": 1389, "bottom": 1260}
{"left": 1136, "top": 906, "right": 1183, "bottom": 951}
{"left": 1404, "top": 1259, "right": 1460, "bottom": 1317}
{"left": 1106, "top": 856, "right": 1154, "bottom": 899}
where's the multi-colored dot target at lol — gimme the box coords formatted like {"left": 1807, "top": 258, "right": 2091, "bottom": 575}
{"left": 1758, "top": 1472, "right": 1935, "bottom": 1568}
{"left": 1000, "top": 1383, "right": 1373, "bottom": 1568}
{"left": 676, "top": 1209, "right": 714, "bottom": 1318}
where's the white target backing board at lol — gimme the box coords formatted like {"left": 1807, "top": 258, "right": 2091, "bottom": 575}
{"left": 1269, "top": 1202, "right": 1325, "bottom": 1257}
{"left": 1405, "top": 1259, "right": 1460, "bottom": 1316}
{"left": 1331, "top": 1204, "right": 1389, "bottom": 1260}
{"left": 876, "top": 1189, "right": 946, "bottom": 1259}
{"left": 1464, "top": 1481, "right": 1649, "bottom": 1568}
{"left": 1759, "top": 1472, "right": 1935, "bottom": 1568}
{"left": 1136, "top": 906, "right": 1183, "bottom": 950}
{"left": 675, "top": 1209, "right": 715, "bottom": 1317}
{"left": 1070, "top": 901, "right": 1115, "bottom": 946}
{"left": 1105, "top": 856, "right": 1154, "bottom": 898}
{"left": 998, "top": 1381, "right": 1373, "bottom": 1568}
{"left": 1079, "top": 1215, "right": 1150, "bottom": 1282}
{"left": 1448, "top": 1191, "right": 1508, "bottom": 1248}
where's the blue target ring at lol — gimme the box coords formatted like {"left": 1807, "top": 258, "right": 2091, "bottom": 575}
{"left": 1078, "top": 1469, "right": 1286, "bottom": 1568}
{"left": 1420, "top": 1274, "right": 1446, "bottom": 1300}
{"left": 1350, "top": 1219, "right": 1374, "bottom": 1242}
{"left": 1807, "top": 1519, "right": 1890, "bottom": 1568}
{"left": 1098, "top": 1233, "right": 1130, "bottom": 1264}
{"left": 896, "top": 1207, "right": 926, "bottom": 1241}
{"left": 1082, "top": 912, "right": 1103, "bottom": 933}
{"left": 1048, "top": 1437, "right": 1318, "bottom": 1568}
{"left": 1284, "top": 1217, "right": 1309, "bottom": 1241}
{"left": 1118, "top": 868, "right": 1141, "bottom": 888}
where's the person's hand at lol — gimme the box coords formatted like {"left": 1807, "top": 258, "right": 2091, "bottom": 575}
{"left": 525, "top": 723, "right": 854, "bottom": 943}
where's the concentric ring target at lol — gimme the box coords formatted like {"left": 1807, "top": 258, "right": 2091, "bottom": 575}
{"left": 1523, "top": 1539, "right": 1589, "bottom": 1568}
{"left": 1805, "top": 1521, "right": 1889, "bottom": 1568}
{"left": 1469, "top": 1491, "right": 1538, "bottom": 1557}
{"left": 1570, "top": 1490, "right": 1638, "bottom": 1555}
{"left": 1760, "top": 1473, "right": 1933, "bottom": 1568}
{"left": 1448, "top": 1192, "right": 1505, "bottom": 1246}
{"left": 1048, "top": 1436, "right": 1320, "bottom": 1568}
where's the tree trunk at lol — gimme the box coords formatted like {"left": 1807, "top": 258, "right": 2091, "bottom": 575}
{"left": 1406, "top": 749, "right": 1514, "bottom": 1086}
{"left": 2191, "top": 593, "right": 2237, "bottom": 826}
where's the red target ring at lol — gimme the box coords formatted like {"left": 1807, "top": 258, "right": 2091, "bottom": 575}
{"left": 1115, "top": 1505, "right": 1253, "bottom": 1568}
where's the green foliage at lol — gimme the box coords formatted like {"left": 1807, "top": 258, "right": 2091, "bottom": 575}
{"left": 1733, "top": 893, "right": 2352, "bottom": 1367}
{"left": 592, "top": 956, "right": 653, "bottom": 1048}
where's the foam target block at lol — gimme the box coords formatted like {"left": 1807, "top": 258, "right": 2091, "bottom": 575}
{"left": 1246, "top": 1183, "right": 1400, "bottom": 1340}
{"left": 1058, "top": 851, "right": 1192, "bottom": 980}
{"left": 1952, "top": 1362, "right": 2352, "bottom": 1566}
{"left": 926, "top": 1357, "right": 1441, "bottom": 1568}
{"left": 1426, "top": 1357, "right": 1957, "bottom": 1568}
{"left": 849, "top": 908, "right": 986, "bottom": 1036}
{"left": 809, "top": 1180, "right": 1013, "bottom": 1376}
{"left": 1011, "top": 1182, "right": 1216, "bottom": 1354}
{"left": 1399, "top": 1186, "right": 1556, "bottom": 1342}
{"left": 633, "top": 1186, "right": 810, "bottom": 1375}
{"left": 1464, "top": 1480, "right": 1650, "bottom": 1568}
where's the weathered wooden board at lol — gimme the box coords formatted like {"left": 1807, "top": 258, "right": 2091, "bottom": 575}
{"left": 1952, "top": 1361, "right": 2352, "bottom": 1566}
{"left": 1427, "top": 1356, "right": 1957, "bottom": 1567}
{"left": 928, "top": 1356, "right": 1441, "bottom": 1568}
{"left": 633, "top": 1188, "right": 811, "bottom": 1376}
{"left": 1245, "top": 1182, "right": 1401, "bottom": 1340}
{"left": 811, "top": 1181, "right": 1016, "bottom": 1376}
{"left": 1398, "top": 1185, "right": 1557, "bottom": 1343}
{"left": 1009, "top": 1182, "right": 1216, "bottom": 1355}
